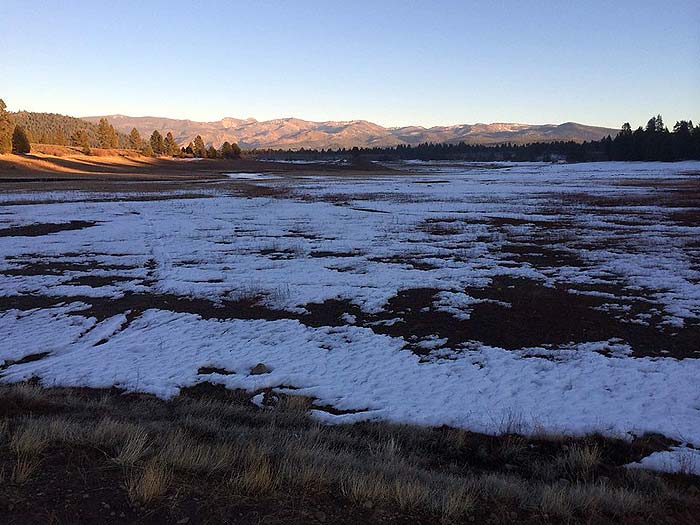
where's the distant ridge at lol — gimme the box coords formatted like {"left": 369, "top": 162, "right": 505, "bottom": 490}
{"left": 83, "top": 114, "right": 617, "bottom": 150}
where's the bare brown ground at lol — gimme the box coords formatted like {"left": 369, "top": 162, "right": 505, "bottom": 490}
{"left": 0, "top": 145, "right": 395, "bottom": 189}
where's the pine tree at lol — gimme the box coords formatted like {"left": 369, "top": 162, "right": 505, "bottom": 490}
{"left": 0, "top": 99, "right": 14, "bottom": 154}
{"left": 11, "top": 125, "right": 31, "bottom": 154}
{"left": 193, "top": 135, "right": 207, "bottom": 158}
{"left": 220, "top": 141, "right": 234, "bottom": 158}
{"left": 231, "top": 142, "right": 241, "bottom": 158}
{"left": 220, "top": 141, "right": 242, "bottom": 159}
{"left": 53, "top": 128, "right": 67, "bottom": 146}
{"left": 164, "top": 132, "right": 179, "bottom": 156}
{"left": 185, "top": 142, "right": 194, "bottom": 155}
{"left": 150, "top": 130, "right": 165, "bottom": 155}
{"left": 207, "top": 145, "right": 218, "bottom": 158}
{"left": 71, "top": 129, "right": 90, "bottom": 152}
{"left": 142, "top": 143, "right": 155, "bottom": 157}
{"left": 97, "top": 118, "right": 117, "bottom": 148}
{"left": 129, "top": 128, "right": 142, "bottom": 149}
{"left": 109, "top": 123, "right": 119, "bottom": 147}
{"left": 655, "top": 114, "right": 666, "bottom": 133}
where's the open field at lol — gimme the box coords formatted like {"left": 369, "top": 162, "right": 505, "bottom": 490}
{"left": 0, "top": 145, "right": 390, "bottom": 182}
{"left": 1, "top": 159, "right": 700, "bottom": 521}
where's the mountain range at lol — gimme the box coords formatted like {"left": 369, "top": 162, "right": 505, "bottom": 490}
{"left": 82, "top": 115, "right": 618, "bottom": 150}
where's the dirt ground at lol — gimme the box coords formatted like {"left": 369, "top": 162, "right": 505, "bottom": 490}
{"left": 0, "top": 146, "right": 393, "bottom": 189}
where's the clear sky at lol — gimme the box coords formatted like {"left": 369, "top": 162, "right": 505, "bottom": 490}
{"left": 2, "top": 0, "right": 698, "bottom": 129}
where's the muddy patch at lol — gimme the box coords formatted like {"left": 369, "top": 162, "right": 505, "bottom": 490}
{"left": 197, "top": 366, "right": 235, "bottom": 376}
{"left": 61, "top": 275, "right": 135, "bottom": 287}
{"left": 0, "top": 221, "right": 97, "bottom": 237}
{"left": 499, "top": 242, "right": 585, "bottom": 267}
{"left": 0, "top": 351, "right": 51, "bottom": 371}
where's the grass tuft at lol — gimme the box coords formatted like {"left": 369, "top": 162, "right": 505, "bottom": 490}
{"left": 126, "top": 461, "right": 172, "bottom": 504}
{"left": 113, "top": 427, "right": 150, "bottom": 466}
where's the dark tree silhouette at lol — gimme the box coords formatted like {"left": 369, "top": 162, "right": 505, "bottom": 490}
{"left": 150, "top": 130, "right": 165, "bottom": 155}
{"left": 193, "top": 135, "right": 207, "bottom": 158}
{"left": 11, "top": 125, "right": 31, "bottom": 154}
{"left": 0, "top": 99, "right": 13, "bottom": 154}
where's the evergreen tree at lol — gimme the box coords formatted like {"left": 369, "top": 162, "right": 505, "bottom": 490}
{"left": 129, "top": 128, "right": 142, "bottom": 149}
{"left": 231, "top": 142, "right": 241, "bottom": 158}
{"left": 110, "top": 124, "right": 119, "bottom": 147}
{"left": 193, "top": 135, "right": 207, "bottom": 158}
{"left": 97, "top": 118, "right": 118, "bottom": 148}
{"left": 185, "top": 142, "right": 194, "bottom": 155}
{"left": 70, "top": 129, "right": 90, "bottom": 152}
{"left": 655, "top": 114, "right": 666, "bottom": 133}
{"left": 164, "top": 132, "right": 179, "bottom": 156}
{"left": 0, "top": 99, "right": 14, "bottom": 154}
{"left": 11, "top": 125, "right": 31, "bottom": 154}
{"left": 141, "top": 143, "right": 155, "bottom": 157}
{"left": 52, "top": 128, "right": 67, "bottom": 146}
{"left": 150, "top": 130, "right": 165, "bottom": 155}
{"left": 219, "top": 141, "right": 241, "bottom": 159}
{"left": 207, "top": 145, "right": 218, "bottom": 158}
{"left": 220, "top": 141, "right": 234, "bottom": 158}
{"left": 645, "top": 118, "right": 657, "bottom": 134}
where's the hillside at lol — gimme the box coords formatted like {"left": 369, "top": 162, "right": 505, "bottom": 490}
{"left": 83, "top": 114, "right": 617, "bottom": 150}
{"left": 13, "top": 111, "right": 129, "bottom": 148}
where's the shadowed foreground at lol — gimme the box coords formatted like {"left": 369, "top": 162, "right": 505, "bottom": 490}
{"left": 0, "top": 383, "right": 698, "bottom": 524}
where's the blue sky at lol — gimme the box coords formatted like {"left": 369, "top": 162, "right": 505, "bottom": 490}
{"left": 2, "top": 0, "right": 698, "bottom": 128}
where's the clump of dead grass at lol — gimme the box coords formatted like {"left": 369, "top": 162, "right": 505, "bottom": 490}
{"left": 113, "top": 427, "right": 150, "bottom": 466}
{"left": 228, "top": 447, "right": 278, "bottom": 495}
{"left": 126, "top": 461, "right": 172, "bottom": 504}
{"left": 555, "top": 443, "right": 602, "bottom": 481}
{"left": 11, "top": 455, "right": 41, "bottom": 484}
{"left": 157, "top": 431, "right": 237, "bottom": 473}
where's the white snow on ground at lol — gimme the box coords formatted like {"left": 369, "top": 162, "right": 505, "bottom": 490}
{"left": 1, "top": 161, "right": 700, "bottom": 471}
{"left": 627, "top": 446, "right": 700, "bottom": 476}
{"left": 0, "top": 304, "right": 97, "bottom": 365}
{"left": 3, "top": 308, "right": 700, "bottom": 446}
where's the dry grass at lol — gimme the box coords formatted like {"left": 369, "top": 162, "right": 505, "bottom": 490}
{"left": 11, "top": 454, "right": 41, "bottom": 484}
{"left": 0, "top": 382, "right": 696, "bottom": 522}
{"left": 11, "top": 421, "right": 50, "bottom": 456}
{"left": 229, "top": 449, "right": 278, "bottom": 495}
{"left": 126, "top": 461, "right": 172, "bottom": 504}
{"left": 113, "top": 427, "right": 150, "bottom": 466}
{"left": 341, "top": 471, "right": 391, "bottom": 503}
{"left": 556, "top": 444, "right": 602, "bottom": 480}
{"left": 440, "top": 485, "right": 477, "bottom": 521}
{"left": 392, "top": 477, "right": 430, "bottom": 510}
{"left": 157, "top": 431, "right": 237, "bottom": 473}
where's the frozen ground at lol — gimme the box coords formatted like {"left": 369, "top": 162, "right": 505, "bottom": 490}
{"left": 1, "top": 161, "right": 699, "bottom": 470}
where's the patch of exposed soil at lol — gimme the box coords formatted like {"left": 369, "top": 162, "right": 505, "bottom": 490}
{"left": 0, "top": 221, "right": 97, "bottom": 237}
{"left": 499, "top": 242, "right": 585, "bottom": 268}
{"left": 62, "top": 275, "right": 135, "bottom": 287}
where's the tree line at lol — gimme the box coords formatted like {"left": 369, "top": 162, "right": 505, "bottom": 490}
{"left": 0, "top": 101, "right": 241, "bottom": 159}
{"left": 0, "top": 100, "right": 31, "bottom": 154}
{"left": 127, "top": 129, "right": 241, "bottom": 159}
{"left": 256, "top": 115, "right": 700, "bottom": 163}
{"left": 3, "top": 103, "right": 697, "bottom": 163}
